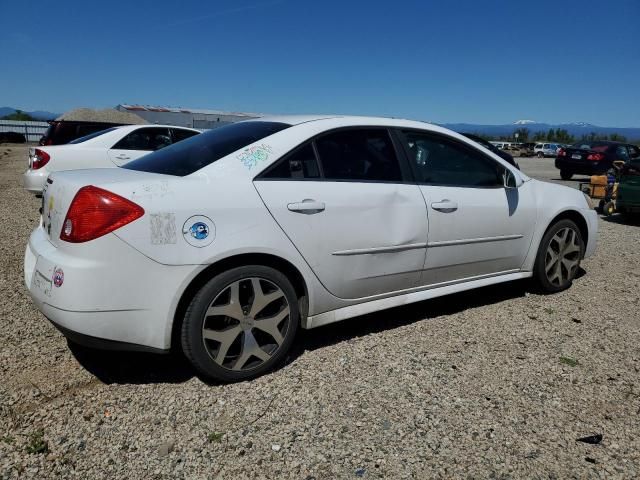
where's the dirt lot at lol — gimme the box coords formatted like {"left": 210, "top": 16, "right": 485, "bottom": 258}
{"left": 1, "top": 145, "right": 639, "bottom": 479}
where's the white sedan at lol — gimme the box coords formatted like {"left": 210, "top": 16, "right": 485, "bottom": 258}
{"left": 24, "top": 116, "right": 598, "bottom": 382}
{"left": 22, "top": 124, "right": 200, "bottom": 194}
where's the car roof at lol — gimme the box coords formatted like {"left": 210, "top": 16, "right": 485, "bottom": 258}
{"left": 112, "top": 124, "right": 200, "bottom": 133}
{"left": 250, "top": 114, "right": 450, "bottom": 133}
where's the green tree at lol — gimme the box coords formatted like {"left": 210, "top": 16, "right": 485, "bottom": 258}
{"left": 514, "top": 127, "right": 530, "bottom": 142}
{"left": 533, "top": 131, "right": 546, "bottom": 141}
{"left": 546, "top": 129, "right": 555, "bottom": 141}
{"left": 1, "top": 109, "right": 36, "bottom": 121}
{"left": 609, "top": 133, "right": 627, "bottom": 142}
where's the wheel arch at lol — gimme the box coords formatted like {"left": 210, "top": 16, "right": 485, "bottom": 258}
{"left": 543, "top": 209, "right": 589, "bottom": 257}
{"left": 170, "top": 253, "right": 309, "bottom": 351}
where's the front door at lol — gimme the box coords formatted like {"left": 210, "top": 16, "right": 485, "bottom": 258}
{"left": 396, "top": 129, "right": 537, "bottom": 286}
{"left": 254, "top": 129, "right": 429, "bottom": 300}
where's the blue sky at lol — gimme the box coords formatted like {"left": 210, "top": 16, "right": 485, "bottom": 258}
{"left": 1, "top": 0, "right": 638, "bottom": 126}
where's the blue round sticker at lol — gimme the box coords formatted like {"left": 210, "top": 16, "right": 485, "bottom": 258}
{"left": 182, "top": 215, "right": 215, "bottom": 247}
{"left": 189, "top": 222, "right": 209, "bottom": 240}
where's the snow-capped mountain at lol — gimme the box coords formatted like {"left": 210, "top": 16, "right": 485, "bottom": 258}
{"left": 513, "top": 119, "right": 537, "bottom": 125}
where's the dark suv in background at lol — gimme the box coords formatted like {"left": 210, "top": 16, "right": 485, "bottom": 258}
{"left": 39, "top": 120, "right": 135, "bottom": 145}
{"left": 555, "top": 141, "right": 640, "bottom": 180}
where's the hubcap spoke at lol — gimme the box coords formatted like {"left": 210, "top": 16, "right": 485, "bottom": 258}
{"left": 203, "top": 326, "right": 242, "bottom": 363}
{"left": 206, "top": 281, "right": 243, "bottom": 320}
{"left": 254, "top": 307, "right": 289, "bottom": 345}
{"left": 232, "top": 330, "right": 271, "bottom": 370}
{"left": 248, "top": 278, "right": 284, "bottom": 318}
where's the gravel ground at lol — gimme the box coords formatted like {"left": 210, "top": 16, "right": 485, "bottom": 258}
{"left": 1, "top": 146, "right": 639, "bottom": 479}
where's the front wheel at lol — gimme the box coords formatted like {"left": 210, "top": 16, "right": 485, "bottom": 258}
{"left": 560, "top": 170, "right": 573, "bottom": 180}
{"left": 533, "top": 219, "right": 584, "bottom": 293}
{"left": 537, "top": 152, "right": 544, "bottom": 158}
{"left": 181, "top": 265, "right": 299, "bottom": 382}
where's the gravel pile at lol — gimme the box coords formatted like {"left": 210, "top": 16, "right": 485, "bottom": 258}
{"left": 0, "top": 147, "right": 639, "bottom": 478}
{"left": 55, "top": 108, "right": 147, "bottom": 124}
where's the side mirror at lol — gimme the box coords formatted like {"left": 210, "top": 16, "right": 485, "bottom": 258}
{"left": 503, "top": 169, "right": 521, "bottom": 189}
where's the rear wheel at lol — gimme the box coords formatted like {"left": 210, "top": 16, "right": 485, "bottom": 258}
{"left": 560, "top": 170, "right": 573, "bottom": 180}
{"left": 181, "top": 265, "right": 299, "bottom": 382}
{"left": 533, "top": 219, "right": 584, "bottom": 293}
{"left": 603, "top": 201, "right": 615, "bottom": 216}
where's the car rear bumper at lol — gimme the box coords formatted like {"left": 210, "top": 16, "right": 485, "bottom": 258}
{"left": 23, "top": 169, "right": 47, "bottom": 194}
{"left": 24, "top": 226, "right": 197, "bottom": 351}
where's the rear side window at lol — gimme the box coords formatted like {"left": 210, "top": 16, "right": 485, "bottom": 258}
{"left": 113, "top": 127, "right": 171, "bottom": 151}
{"left": 400, "top": 131, "right": 502, "bottom": 187}
{"left": 124, "top": 121, "right": 290, "bottom": 176}
{"left": 262, "top": 143, "right": 321, "bottom": 179}
{"left": 315, "top": 129, "right": 402, "bottom": 182}
{"left": 172, "top": 128, "right": 199, "bottom": 143}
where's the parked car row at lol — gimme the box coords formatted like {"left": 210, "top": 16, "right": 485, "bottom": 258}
{"left": 555, "top": 141, "right": 640, "bottom": 180}
{"left": 24, "top": 115, "right": 598, "bottom": 382}
{"left": 23, "top": 125, "right": 200, "bottom": 194}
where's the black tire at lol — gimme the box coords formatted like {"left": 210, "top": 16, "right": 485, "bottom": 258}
{"left": 181, "top": 265, "right": 299, "bottom": 382}
{"left": 537, "top": 152, "right": 544, "bottom": 158}
{"left": 533, "top": 219, "right": 584, "bottom": 293}
{"left": 560, "top": 170, "right": 573, "bottom": 180}
{"left": 603, "top": 201, "right": 615, "bottom": 217}
{"left": 597, "top": 199, "right": 605, "bottom": 214}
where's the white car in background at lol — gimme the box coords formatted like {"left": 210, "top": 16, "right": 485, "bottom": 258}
{"left": 24, "top": 116, "right": 598, "bottom": 382}
{"left": 23, "top": 125, "right": 200, "bottom": 194}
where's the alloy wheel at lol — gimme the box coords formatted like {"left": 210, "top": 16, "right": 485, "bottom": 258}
{"left": 544, "top": 227, "right": 581, "bottom": 287}
{"left": 201, "top": 277, "right": 290, "bottom": 371}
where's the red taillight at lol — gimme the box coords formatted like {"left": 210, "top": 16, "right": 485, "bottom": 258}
{"left": 587, "top": 153, "right": 605, "bottom": 161}
{"left": 32, "top": 149, "right": 50, "bottom": 169}
{"left": 60, "top": 186, "right": 144, "bottom": 243}
{"left": 558, "top": 148, "right": 566, "bottom": 157}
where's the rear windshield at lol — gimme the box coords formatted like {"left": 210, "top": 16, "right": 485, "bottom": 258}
{"left": 123, "top": 121, "right": 290, "bottom": 176}
{"left": 69, "top": 127, "right": 118, "bottom": 144}
{"left": 572, "top": 141, "right": 611, "bottom": 152}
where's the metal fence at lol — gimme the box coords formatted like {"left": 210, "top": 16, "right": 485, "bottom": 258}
{"left": 0, "top": 120, "right": 49, "bottom": 142}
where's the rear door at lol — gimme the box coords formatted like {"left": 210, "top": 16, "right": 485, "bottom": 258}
{"left": 254, "top": 128, "right": 429, "bottom": 300}
{"left": 107, "top": 127, "right": 172, "bottom": 165}
{"left": 396, "top": 129, "right": 536, "bottom": 286}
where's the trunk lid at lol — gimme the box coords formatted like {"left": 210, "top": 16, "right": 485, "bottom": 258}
{"left": 41, "top": 168, "right": 173, "bottom": 247}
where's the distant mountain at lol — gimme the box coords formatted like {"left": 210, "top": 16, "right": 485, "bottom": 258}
{"left": 442, "top": 121, "right": 640, "bottom": 140}
{"left": 0, "top": 107, "right": 59, "bottom": 121}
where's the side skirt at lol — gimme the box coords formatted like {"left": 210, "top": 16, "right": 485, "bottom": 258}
{"left": 306, "top": 271, "right": 532, "bottom": 329}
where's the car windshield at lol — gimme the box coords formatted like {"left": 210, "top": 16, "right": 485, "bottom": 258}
{"left": 123, "top": 121, "right": 291, "bottom": 176}
{"left": 68, "top": 127, "right": 119, "bottom": 144}
{"left": 572, "top": 141, "right": 610, "bottom": 152}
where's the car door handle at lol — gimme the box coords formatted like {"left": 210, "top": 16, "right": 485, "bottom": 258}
{"left": 431, "top": 200, "right": 458, "bottom": 213}
{"left": 115, "top": 154, "right": 130, "bottom": 160}
{"left": 287, "top": 199, "right": 325, "bottom": 214}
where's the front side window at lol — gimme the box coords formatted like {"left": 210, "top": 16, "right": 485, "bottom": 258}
{"left": 113, "top": 127, "right": 171, "bottom": 151}
{"left": 400, "top": 131, "right": 503, "bottom": 187}
{"left": 314, "top": 129, "right": 402, "bottom": 182}
{"left": 628, "top": 145, "right": 640, "bottom": 160}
